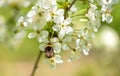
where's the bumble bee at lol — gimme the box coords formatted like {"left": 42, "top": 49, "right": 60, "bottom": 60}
{"left": 45, "top": 43, "right": 54, "bottom": 58}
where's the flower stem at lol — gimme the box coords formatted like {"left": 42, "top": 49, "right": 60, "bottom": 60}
{"left": 31, "top": 51, "right": 42, "bottom": 76}
{"left": 64, "top": 0, "right": 77, "bottom": 18}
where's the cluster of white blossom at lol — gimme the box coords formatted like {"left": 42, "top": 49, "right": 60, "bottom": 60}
{"left": 16, "top": 0, "right": 118, "bottom": 69}
{"left": 101, "top": 0, "right": 114, "bottom": 23}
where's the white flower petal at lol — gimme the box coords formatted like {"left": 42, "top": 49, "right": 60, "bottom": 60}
{"left": 90, "top": 4, "right": 97, "bottom": 10}
{"left": 102, "top": 13, "right": 106, "bottom": 22}
{"left": 70, "top": 5, "right": 77, "bottom": 13}
{"left": 27, "top": 18, "right": 33, "bottom": 22}
{"left": 62, "top": 43, "right": 69, "bottom": 51}
{"left": 93, "top": 26, "right": 98, "bottom": 32}
{"left": 41, "top": 30, "right": 49, "bottom": 37}
{"left": 83, "top": 49, "right": 89, "bottom": 55}
{"left": 27, "top": 10, "right": 36, "bottom": 18}
{"left": 52, "top": 25, "right": 60, "bottom": 32}
{"left": 76, "top": 39, "right": 80, "bottom": 49}
{"left": 51, "top": 0, "right": 57, "bottom": 5}
{"left": 101, "top": 5, "right": 107, "bottom": 12}
{"left": 42, "top": 1, "right": 50, "bottom": 9}
{"left": 53, "top": 15, "right": 64, "bottom": 24}
{"left": 55, "top": 9, "right": 64, "bottom": 16}
{"left": 64, "top": 18, "right": 71, "bottom": 25}
{"left": 106, "top": 14, "right": 113, "bottom": 23}
{"left": 28, "top": 32, "right": 37, "bottom": 38}
{"left": 65, "top": 26, "right": 73, "bottom": 35}
{"left": 38, "top": 36, "right": 49, "bottom": 43}
{"left": 58, "top": 28, "right": 66, "bottom": 39}
{"left": 50, "top": 37, "right": 59, "bottom": 43}
{"left": 102, "top": 0, "right": 112, "bottom": 5}
{"left": 18, "top": 16, "right": 24, "bottom": 23}
{"left": 43, "top": 38, "right": 49, "bottom": 43}
{"left": 38, "top": 37, "right": 44, "bottom": 43}
{"left": 39, "top": 43, "right": 46, "bottom": 51}
{"left": 23, "top": 22, "right": 28, "bottom": 27}
{"left": 44, "top": 12, "right": 51, "bottom": 21}
{"left": 55, "top": 55, "right": 63, "bottom": 63}
{"left": 53, "top": 43, "right": 61, "bottom": 53}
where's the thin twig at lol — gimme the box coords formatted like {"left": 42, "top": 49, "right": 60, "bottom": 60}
{"left": 31, "top": 51, "right": 42, "bottom": 76}
{"left": 64, "top": 0, "right": 77, "bottom": 18}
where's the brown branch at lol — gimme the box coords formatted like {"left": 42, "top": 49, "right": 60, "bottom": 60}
{"left": 64, "top": 0, "right": 77, "bottom": 18}
{"left": 30, "top": 51, "right": 42, "bottom": 76}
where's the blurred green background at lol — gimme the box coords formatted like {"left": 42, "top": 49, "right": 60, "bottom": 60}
{"left": 0, "top": 0, "right": 120, "bottom": 76}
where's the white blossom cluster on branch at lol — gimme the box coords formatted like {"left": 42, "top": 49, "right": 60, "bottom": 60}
{"left": 16, "top": 0, "right": 118, "bottom": 69}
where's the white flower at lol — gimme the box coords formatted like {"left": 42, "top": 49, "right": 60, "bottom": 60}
{"left": 51, "top": 37, "right": 72, "bottom": 53}
{"left": 102, "top": 0, "right": 113, "bottom": 5}
{"left": 44, "top": 12, "right": 52, "bottom": 21}
{"left": 101, "top": 2, "right": 113, "bottom": 23}
{"left": 38, "top": 30, "right": 49, "bottom": 43}
{"left": 82, "top": 43, "right": 92, "bottom": 55}
{"left": 86, "top": 3, "right": 101, "bottom": 33}
{"left": 53, "top": 17, "right": 73, "bottom": 39}
{"left": 83, "top": 49, "right": 89, "bottom": 55}
{"left": 53, "top": 42, "right": 61, "bottom": 53}
{"left": 55, "top": 9, "right": 64, "bottom": 16}
{"left": 47, "top": 54, "right": 63, "bottom": 69}
{"left": 70, "top": 5, "right": 77, "bottom": 13}
{"left": 100, "top": 0, "right": 113, "bottom": 24}
{"left": 43, "top": 6, "right": 57, "bottom": 21}
{"left": 65, "top": 26, "right": 73, "bottom": 34}
{"left": 39, "top": 43, "right": 47, "bottom": 51}
{"left": 28, "top": 30, "right": 49, "bottom": 43}
{"left": 27, "top": 6, "right": 39, "bottom": 22}
{"left": 86, "top": 4, "right": 97, "bottom": 22}
{"left": 52, "top": 25, "right": 61, "bottom": 32}
{"left": 53, "top": 15, "right": 64, "bottom": 24}
{"left": 54, "top": 55, "right": 63, "bottom": 63}
{"left": 41, "top": 0, "right": 57, "bottom": 10}
{"left": 75, "top": 39, "right": 80, "bottom": 49}
{"left": 28, "top": 32, "right": 37, "bottom": 38}
{"left": 64, "top": 18, "right": 72, "bottom": 25}
{"left": 73, "top": 28, "right": 92, "bottom": 56}
{"left": 61, "top": 43, "right": 70, "bottom": 51}
{"left": 50, "top": 37, "right": 59, "bottom": 43}
{"left": 50, "top": 36, "right": 72, "bottom": 53}
{"left": 53, "top": 9, "right": 64, "bottom": 24}
{"left": 102, "top": 13, "right": 113, "bottom": 23}
{"left": 18, "top": 16, "right": 24, "bottom": 24}
{"left": 58, "top": 26, "right": 73, "bottom": 39}
{"left": 17, "top": 16, "right": 27, "bottom": 27}
{"left": 43, "top": 6, "right": 65, "bottom": 22}
{"left": 41, "top": 30, "right": 49, "bottom": 38}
